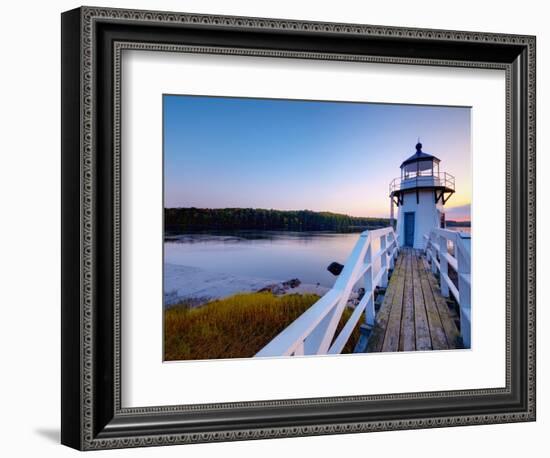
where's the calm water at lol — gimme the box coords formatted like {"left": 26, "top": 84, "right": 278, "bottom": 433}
{"left": 164, "top": 231, "right": 370, "bottom": 288}
{"left": 164, "top": 227, "right": 471, "bottom": 289}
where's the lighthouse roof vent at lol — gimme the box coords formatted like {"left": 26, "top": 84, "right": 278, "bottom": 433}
{"left": 400, "top": 142, "right": 440, "bottom": 168}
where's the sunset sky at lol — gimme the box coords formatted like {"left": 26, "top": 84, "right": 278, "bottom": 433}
{"left": 164, "top": 95, "right": 471, "bottom": 221}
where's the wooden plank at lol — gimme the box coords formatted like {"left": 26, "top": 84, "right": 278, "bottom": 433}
{"left": 365, "top": 254, "right": 402, "bottom": 352}
{"left": 423, "top": 265, "right": 461, "bottom": 349}
{"left": 366, "top": 254, "right": 404, "bottom": 352}
{"left": 381, "top": 250, "right": 406, "bottom": 352}
{"left": 399, "top": 249, "right": 416, "bottom": 351}
{"left": 417, "top": 255, "right": 449, "bottom": 350}
{"left": 413, "top": 252, "right": 432, "bottom": 351}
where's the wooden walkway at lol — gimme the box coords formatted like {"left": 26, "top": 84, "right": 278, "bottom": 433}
{"left": 366, "top": 247, "right": 461, "bottom": 352}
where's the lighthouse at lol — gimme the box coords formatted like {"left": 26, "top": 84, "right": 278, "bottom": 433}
{"left": 389, "top": 142, "right": 455, "bottom": 249}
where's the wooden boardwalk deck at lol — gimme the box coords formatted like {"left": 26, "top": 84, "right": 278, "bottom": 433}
{"left": 366, "top": 247, "right": 461, "bottom": 352}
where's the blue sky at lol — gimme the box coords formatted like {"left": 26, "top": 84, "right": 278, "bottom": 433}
{"left": 164, "top": 95, "right": 471, "bottom": 220}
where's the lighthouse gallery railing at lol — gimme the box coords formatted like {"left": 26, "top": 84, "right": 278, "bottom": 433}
{"left": 256, "top": 227, "right": 399, "bottom": 357}
{"left": 389, "top": 171, "right": 455, "bottom": 194}
{"left": 424, "top": 228, "right": 471, "bottom": 348}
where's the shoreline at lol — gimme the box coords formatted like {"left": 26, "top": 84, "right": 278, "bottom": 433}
{"left": 164, "top": 263, "right": 330, "bottom": 308}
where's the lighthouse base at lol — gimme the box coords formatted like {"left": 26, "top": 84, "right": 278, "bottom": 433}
{"left": 396, "top": 190, "right": 443, "bottom": 249}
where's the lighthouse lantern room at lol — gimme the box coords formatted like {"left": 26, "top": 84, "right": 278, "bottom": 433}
{"left": 389, "top": 142, "right": 455, "bottom": 249}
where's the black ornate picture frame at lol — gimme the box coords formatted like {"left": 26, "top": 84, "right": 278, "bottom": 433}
{"left": 61, "top": 6, "right": 536, "bottom": 450}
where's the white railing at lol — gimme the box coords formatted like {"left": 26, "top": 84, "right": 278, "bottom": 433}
{"left": 389, "top": 171, "right": 455, "bottom": 194}
{"left": 424, "top": 228, "right": 471, "bottom": 348}
{"left": 255, "top": 227, "right": 400, "bottom": 357}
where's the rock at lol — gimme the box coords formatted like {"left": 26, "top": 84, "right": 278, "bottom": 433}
{"left": 258, "top": 278, "right": 301, "bottom": 295}
{"left": 258, "top": 284, "right": 280, "bottom": 294}
{"left": 272, "top": 285, "right": 286, "bottom": 295}
{"left": 327, "top": 262, "right": 344, "bottom": 276}
{"left": 282, "top": 278, "right": 301, "bottom": 289}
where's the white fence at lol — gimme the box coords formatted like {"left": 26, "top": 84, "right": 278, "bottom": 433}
{"left": 255, "top": 227, "right": 399, "bottom": 357}
{"left": 424, "top": 228, "right": 471, "bottom": 348}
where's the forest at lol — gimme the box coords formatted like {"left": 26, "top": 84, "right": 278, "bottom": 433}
{"left": 164, "top": 207, "right": 391, "bottom": 233}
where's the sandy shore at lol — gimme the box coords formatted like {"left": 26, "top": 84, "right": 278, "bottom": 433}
{"left": 164, "top": 263, "right": 330, "bottom": 308}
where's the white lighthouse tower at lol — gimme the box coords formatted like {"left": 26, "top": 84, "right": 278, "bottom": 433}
{"left": 390, "top": 142, "right": 455, "bottom": 248}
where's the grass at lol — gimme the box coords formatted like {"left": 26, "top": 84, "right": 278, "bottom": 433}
{"left": 164, "top": 292, "right": 363, "bottom": 361}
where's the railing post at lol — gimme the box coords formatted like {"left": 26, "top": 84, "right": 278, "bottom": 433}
{"left": 293, "top": 341, "right": 305, "bottom": 356}
{"left": 380, "top": 234, "right": 388, "bottom": 287}
{"left": 388, "top": 233, "right": 395, "bottom": 270}
{"left": 311, "top": 231, "right": 371, "bottom": 354}
{"left": 439, "top": 234, "right": 449, "bottom": 297}
{"left": 302, "top": 300, "right": 338, "bottom": 355}
{"left": 430, "top": 232, "right": 438, "bottom": 274}
{"left": 457, "top": 236, "right": 471, "bottom": 348}
{"left": 426, "top": 232, "right": 431, "bottom": 262}
{"left": 364, "top": 244, "right": 375, "bottom": 326}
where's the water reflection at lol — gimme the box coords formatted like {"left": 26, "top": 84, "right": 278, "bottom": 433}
{"left": 164, "top": 228, "right": 470, "bottom": 291}
{"left": 165, "top": 231, "right": 367, "bottom": 288}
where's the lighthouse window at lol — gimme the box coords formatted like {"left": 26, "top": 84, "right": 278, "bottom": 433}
{"left": 417, "top": 159, "right": 434, "bottom": 175}
{"left": 403, "top": 159, "right": 434, "bottom": 178}
{"left": 403, "top": 162, "right": 417, "bottom": 178}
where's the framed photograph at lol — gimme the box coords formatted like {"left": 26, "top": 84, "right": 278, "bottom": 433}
{"left": 61, "top": 6, "right": 536, "bottom": 450}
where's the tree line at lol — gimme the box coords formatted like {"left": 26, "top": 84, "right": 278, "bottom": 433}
{"left": 165, "top": 207, "right": 390, "bottom": 233}
{"left": 446, "top": 220, "right": 471, "bottom": 227}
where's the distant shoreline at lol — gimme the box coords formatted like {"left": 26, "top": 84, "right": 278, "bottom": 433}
{"left": 165, "top": 206, "right": 471, "bottom": 233}
{"left": 164, "top": 207, "right": 389, "bottom": 233}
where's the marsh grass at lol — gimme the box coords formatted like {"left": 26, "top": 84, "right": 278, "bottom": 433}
{"left": 164, "top": 292, "right": 362, "bottom": 361}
